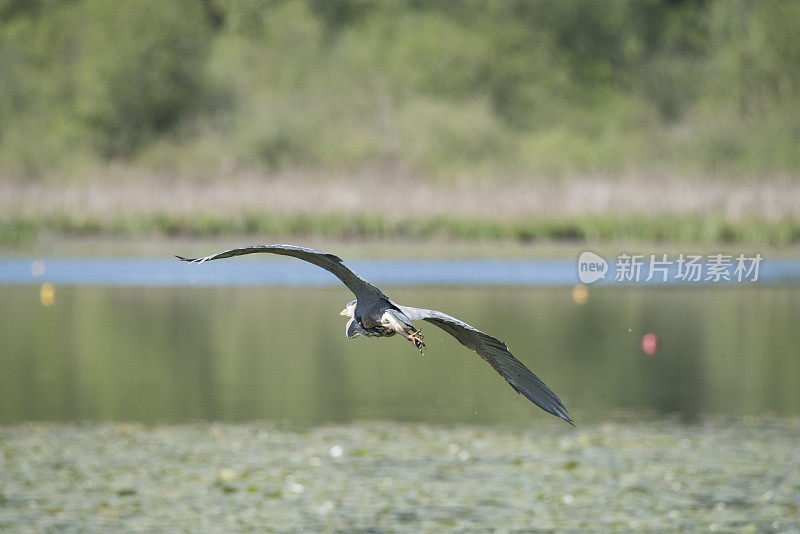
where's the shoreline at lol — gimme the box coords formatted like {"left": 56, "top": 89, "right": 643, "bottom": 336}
{"left": 4, "top": 232, "right": 800, "bottom": 261}
{"left": 4, "top": 172, "right": 799, "bottom": 256}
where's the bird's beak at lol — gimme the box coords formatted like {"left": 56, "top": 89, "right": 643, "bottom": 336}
{"left": 340, "top": 308, "right": 349, "bottom": 316}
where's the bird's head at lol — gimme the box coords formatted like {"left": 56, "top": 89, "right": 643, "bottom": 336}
{"left": 339, "top": 300, "right": 357, "bottom": 318}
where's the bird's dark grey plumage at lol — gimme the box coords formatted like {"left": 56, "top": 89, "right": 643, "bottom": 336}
{"left": 177, "top": 244, "right": 573, "bottom": 424}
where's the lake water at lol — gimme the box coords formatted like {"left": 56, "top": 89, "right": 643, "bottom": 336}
{"left": 2, "top": 256, "right": 800, "bottom": 286}
{"left": 2, "top": 263, "right": 798, "bottom": 424}
{"left": 4, "top": 257, "right": 799, "bottom": 531}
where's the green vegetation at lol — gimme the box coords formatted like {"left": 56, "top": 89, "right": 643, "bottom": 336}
{"left": 2, "top": 419, "right": 799, "bottom": 530}
{"left": 2, "top": 0, "right": 800, "bottom": 177}
{"left": 3, "top": 211, "right": 800, "bottom": 248}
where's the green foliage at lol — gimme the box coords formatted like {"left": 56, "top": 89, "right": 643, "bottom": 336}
{"left": 0, "top": 1, "right": 86, "bottom": 172}
{"left": 74, "top": 0, "right": 211, "bottom": 157}
{"left": 0, "top": 0, "right": 210, "bottom": 172}
{"left": 2, "top": 0, "right": 800, "bottom": 176}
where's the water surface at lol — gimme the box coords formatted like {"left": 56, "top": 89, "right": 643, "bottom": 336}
{"left": 2, "top": 285, "right": 798, "bottom": 424}
{"left": 2, "top": 257, "right": 800, "bottom": 286}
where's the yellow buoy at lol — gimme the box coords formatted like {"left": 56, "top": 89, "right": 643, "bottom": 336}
{"left": 571, "top": 284, "right": 588, "bottom": 305}
{"left": 39, "top": 283, "right": 56, "bottom": 306}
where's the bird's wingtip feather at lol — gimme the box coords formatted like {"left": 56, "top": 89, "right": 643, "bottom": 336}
{"left": 176, "top": 255, "right": 202, "bottom": 263}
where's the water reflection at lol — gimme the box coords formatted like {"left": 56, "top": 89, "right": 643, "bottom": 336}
{"left": 1, "top": 285, "right": 798, "bottom": 424}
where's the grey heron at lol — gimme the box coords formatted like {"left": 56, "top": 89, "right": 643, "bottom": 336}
{"left": 177, "top": 244, "right": 572, "bottom": 424}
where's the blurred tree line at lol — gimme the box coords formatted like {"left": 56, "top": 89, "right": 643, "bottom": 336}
{"left": 1, "top": 0, "right": 799, "bottom": 177}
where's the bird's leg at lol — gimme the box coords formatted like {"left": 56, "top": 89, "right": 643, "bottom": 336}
{"left": 380, "top": 309, "right": 426, "bottom": 354}
{"left": 407, "top": 328, "right": 426, "bottom": 355}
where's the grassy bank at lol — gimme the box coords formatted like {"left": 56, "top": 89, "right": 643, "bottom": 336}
{"left": 3, "top": 211, "right": 800, "bottom": 250}
{"left": 3, "top": 171, "right": 800, "bottom": 254}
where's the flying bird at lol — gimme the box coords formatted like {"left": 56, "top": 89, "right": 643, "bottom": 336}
{"left": 177, "top": 245, "right": 572, "bottom": 424}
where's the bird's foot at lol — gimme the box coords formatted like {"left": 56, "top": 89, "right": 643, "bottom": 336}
{"left": 408, "top": 329, "right": 426, "bottom": 355}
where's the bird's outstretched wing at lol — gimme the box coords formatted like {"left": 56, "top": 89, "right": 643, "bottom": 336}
{"left": 395, "top": 304, "right": 573, "bottom": 425}
{"left": 176, "top": 245, "right": 387, "bottom": 301}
